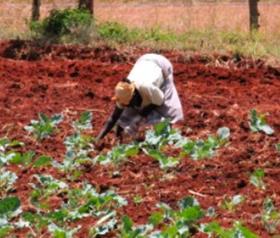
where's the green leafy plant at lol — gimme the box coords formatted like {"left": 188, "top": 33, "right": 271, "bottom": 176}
{"left": 182, "top": 127, "right": 230, "bottom": 160}
{"left": 64, "top": 133, "right": 94, "bottom": 155}
{"left": 249, "top": 109, "right": 274, "bottom": 135}
{"left": 0, "top": 226, "right": 12, "bottom": 238}
{"left": 0, "top": 137, "right": 24, "bottom": 165}
{"left": 153, "top": 196, "right": 204, "bottom": 237}
{"left": 0, "top": 197, "right": 21, "bottom": 216}
{"left": 0, "top": 138, "right": 23, "bottom": 152}
{"left": 146, "top": 149, "right": 180, "bottom": 169}
{"left": 142, "top": 119, "right": 185, "bottom": 149}
{"left": 30, "top": 8, "right": 93, "bottom": 43}
{"left": 72, "top": 111, "right": 93, "bottom": 132}
{"left": 30, "top": 174, "right": 68, "bottom": 208}
{"left": 52, "top": 112, "right": 94, "bottom": 176}
{"left": 25, "top": 113, "right": 63, "bottom": 140}
{"left": 119, "top": 215, "right": 153, "bottom": 238}
{"left": 52, "top": 138, "right": 93, "bottom": 182}
{"left": 220, "top": 195, "right": 245, "bottom": 212}
{"left": 0, "top": 196, "right": 21, "bottom": 236}
{"left": 97, "top": 21, "right": 137, "bottom": 43}
{"left": 133, "top": 195, "right": 143, "bottom": 205}
{"left": 89, "top": 211, "right": 117, "bottom": 237}
{"left": 276, "top": 143, "right": 280, "bottom": 153}
{"left": 24, "top": 182, "right": 127, "bottom": 236}
{"left": 33, "top": 155, "right": 53, "bottom": 168}
{"left": 66, "top": 183, "right": 127, "bottom": 218}
{"left": 0, "top": 151, "right": 18, "bottom": 165}
{"left": 8, "top": 151, "right": 35, "bottom": 166}
{"left": 202, "top": 221, "right": 258, "bottom": 238}
{"left": 0, "top": 169, "right": 17, "bottom": 196}
{"left": 250, "top": 169, "right": 265, "bottom": 190}
{"left": 48, "top": 223, "right": 80, "bottom": 238}
{"left": 262, "top": 197, "right": 280, "bottom": 234}
{"left": 22, "top": 212, "right": 49, "bottom": 232}
{"left": 118, "top": 196, "right": 204, "bottom": 237}
{"left": 62, "top": 133, "right": 94, "bottom": 170}
{"left": 95, "top": 143, "right": 139, "bottom": 165}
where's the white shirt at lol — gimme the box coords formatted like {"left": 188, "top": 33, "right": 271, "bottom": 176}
{"left": 124, "top": 53, "right": 184, "bottom": 124}
{"left": 127, "top": 54, "right": 167, "bottom": 108}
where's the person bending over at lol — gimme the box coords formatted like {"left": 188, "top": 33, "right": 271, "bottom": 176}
{"left": 96, "top": 53, "right": 184, "bottom": 142}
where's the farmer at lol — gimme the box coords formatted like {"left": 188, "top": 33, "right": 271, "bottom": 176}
{"left": 96, "top": 53, "right": 184, "bottom": 142}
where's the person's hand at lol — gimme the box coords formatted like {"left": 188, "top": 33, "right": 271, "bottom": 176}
{"left": 94, "top": 137, "right": 104, "bottom": 151}
{"left": 133, "top": 125, "right": 149, "bottom": 142}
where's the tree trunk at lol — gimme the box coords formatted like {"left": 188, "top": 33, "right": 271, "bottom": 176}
{"left": 78, "top": 0, "right": 94, "bottom": 15}
{"left": 31, "top": 0, "right": 41, "bottom": 21}
{"left": 249, "top": 0, "right": 260, "bottom": 31}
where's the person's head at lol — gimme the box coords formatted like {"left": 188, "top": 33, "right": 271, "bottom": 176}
{"left": 113, "top": 81, "right": 135, "bottom": 108}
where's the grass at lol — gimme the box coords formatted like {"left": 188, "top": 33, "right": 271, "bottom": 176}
{"left": 1, "top": 1, "right": 280, "bottom": 62}
{"left": 95, "top": 21, "right": 280, "bottom": 61}
{"left": 2, "top": 18, "right": 280, "bottom": 62}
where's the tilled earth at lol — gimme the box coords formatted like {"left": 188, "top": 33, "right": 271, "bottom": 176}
{"left": 0, "top": 40, "right": 279, "bottom": 237}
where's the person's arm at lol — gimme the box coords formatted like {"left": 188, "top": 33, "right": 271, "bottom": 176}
{"left": 96, "top": 106, "right": 124, "bottom": 141}
{"left": 139, "top": 84, "right": 164, "bottom": 106}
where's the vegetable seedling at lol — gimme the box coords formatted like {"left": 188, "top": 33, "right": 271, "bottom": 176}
{"left": 202, "top": 221, "right": 258, "bottom": 238}
{"left": 262, "top": 197, "right": 280, "bottom": 234}
{"left": 72, "top": 111, "right": 93, "bottom": 131}
{"left": 220, "top": 195, "right": 245, "bottom": 212}
{"left": 25, "top": 113, "right": 63, "bottom": 140}
{"left": 250, "top": 169, "right": 265, "bottom": 190}
{"left": 0, "top": 169, "right": 17, "bottom": 196}
{"left": 249, "top": 109, "right": 274, "bottom": 135}
{"left": 276, "top": 143, "right": 280, "bottom": 153}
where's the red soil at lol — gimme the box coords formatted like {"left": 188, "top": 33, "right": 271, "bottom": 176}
{"left": 0, "top": 40, "right": 279, "bottom": 237}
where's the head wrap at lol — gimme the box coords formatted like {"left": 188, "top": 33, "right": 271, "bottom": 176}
{"left": 114, "top": 81, "right": 135, "bottom": 107}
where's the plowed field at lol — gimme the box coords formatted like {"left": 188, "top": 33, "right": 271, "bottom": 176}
{"left": 0, "top": 40, "right": 279, "bottom": 237}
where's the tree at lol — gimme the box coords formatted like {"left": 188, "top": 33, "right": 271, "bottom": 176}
{"left": 78, "top": 0, "right": 94, "bottom": 15}
{"left": 248, "top": 0, "right": 260, "bottom": 31}
{"left": 31, "top": 0, "right": 41, "bottom": 21}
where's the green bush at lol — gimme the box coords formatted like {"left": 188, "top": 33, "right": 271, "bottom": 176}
{"left": 97, "top": 22, "right": 178, "bottom": 44}
{"left": 97, "top": 21, "right": 139, "bottom": 43}
{"left": 143, "top": 27, "right": 177, "bottom": 43}
{"left": 30, "top": 8, "right": 93, "bottom": 43}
